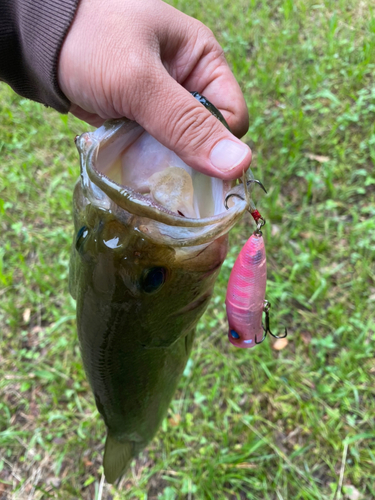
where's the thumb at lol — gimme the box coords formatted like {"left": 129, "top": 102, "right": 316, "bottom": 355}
{"left": 129, "top": 71, "right": 252, "bottom": 180}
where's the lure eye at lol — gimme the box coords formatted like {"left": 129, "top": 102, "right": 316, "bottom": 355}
{"left": 76, "top": 225, "right": 88, "bottom": 250}
{"left": 141, "top": 267, "right": 167, "bottom": 293}
{"left": 230, "top": 330, "right": 240, "bottom": 340}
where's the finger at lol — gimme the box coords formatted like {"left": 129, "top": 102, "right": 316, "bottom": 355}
{"left": 68, "top": 104, "right": 107, "bottom": 127}
{"left": 181, "top": 43, "right": 249, "bottom": 138}
{"left": 157, "top": 13, "right": 249, "bottom": 138}
{"left": 126, "top": 66, "right": 252, "bottom": 180}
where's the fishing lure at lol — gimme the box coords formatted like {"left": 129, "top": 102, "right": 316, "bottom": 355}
{"left": 225, "top": 178, "right": 287, "bottom": 348}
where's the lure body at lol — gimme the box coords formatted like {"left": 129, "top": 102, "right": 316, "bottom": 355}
{"left": 225, "top": 232, "right": 266, "bottom": 348}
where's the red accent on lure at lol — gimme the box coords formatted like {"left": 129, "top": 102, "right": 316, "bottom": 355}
{"left": 225, "top": 232, "right": 266, "bottom": 348}
{"left": 250, "top": 209, "right": 262, "bottom": 223}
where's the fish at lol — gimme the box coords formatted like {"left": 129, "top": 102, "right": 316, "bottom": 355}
{"left": 69, "top": 94, "right": 252, "bottom": 483}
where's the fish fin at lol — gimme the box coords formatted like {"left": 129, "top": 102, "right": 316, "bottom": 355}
{"left": 103, "top": 432, "right": 133, "bottom": 484}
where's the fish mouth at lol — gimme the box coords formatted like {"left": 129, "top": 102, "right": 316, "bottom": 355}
{"left": 76, "top": 119, "right": 249, "bottom": 247}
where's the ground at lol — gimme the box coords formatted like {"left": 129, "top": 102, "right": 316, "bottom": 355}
{"left": 0, "top": 0, "right": 375, "bottom": 498}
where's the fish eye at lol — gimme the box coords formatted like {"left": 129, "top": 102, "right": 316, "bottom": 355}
{"left": 76, "top": 225, "right": 88, "bottom": 250}
{"left": 141, "top": 267, "right": 167, "bottom": 293}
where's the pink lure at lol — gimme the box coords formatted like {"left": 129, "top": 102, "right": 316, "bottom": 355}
{"left": 225, "top": 232, "right": 266, "bottom": 348}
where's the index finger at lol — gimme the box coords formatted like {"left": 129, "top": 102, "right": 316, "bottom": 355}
{"left": 181, "top": 44, "right": 249, "bottom": 138}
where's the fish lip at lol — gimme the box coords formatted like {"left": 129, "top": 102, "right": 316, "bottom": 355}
{"left": 87, "top": 152, "right": 245, "bottom": 227}
{"left": 76, "top": 120, "right": 250, "bottom": 247}
{"left": 77, "top": 123, "right": 249, "bottom": 229}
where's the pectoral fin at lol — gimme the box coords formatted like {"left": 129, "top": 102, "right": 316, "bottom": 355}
{"left": 103, "top": 432, "right": 133, "bottom": 484}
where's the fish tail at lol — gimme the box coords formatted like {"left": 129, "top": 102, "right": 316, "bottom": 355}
{"left": 103, "top": 432, "right": 133, "bottom": 484}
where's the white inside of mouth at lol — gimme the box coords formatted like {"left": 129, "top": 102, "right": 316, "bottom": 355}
{"left": 95, "top": 128, "right": 225, "bottom": 218}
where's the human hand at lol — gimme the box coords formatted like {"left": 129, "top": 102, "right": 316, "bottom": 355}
{"left": 58, "top": 0, "right": 251, "bottom": 179}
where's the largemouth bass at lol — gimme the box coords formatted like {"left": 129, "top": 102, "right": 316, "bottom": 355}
{"left": 70, "top": 96, "right": 250, "bottom": 483}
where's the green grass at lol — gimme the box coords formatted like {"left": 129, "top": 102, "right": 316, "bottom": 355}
{"left": 1, "top": 0, "right": 375, "bottom": 498}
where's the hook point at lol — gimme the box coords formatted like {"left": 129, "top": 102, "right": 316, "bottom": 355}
{"left": 247, "top": 179, "right": 268, "bottom": 194}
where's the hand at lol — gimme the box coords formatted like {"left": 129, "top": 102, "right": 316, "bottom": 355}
{"left": 58, "top": 0, "right": 251, "bottom": 179}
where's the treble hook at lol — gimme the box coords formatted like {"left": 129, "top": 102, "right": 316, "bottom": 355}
{"left": 248, "top": 179, "right": 267, "bottom": 194}
{"left": 224, "top": 179, "right": 267, "bottom": 210}
{"left": 224, "top": 192, "right": 244, "bottom": 210}
{"left": 255, "top": 301, "right": 288, "bottom": 344}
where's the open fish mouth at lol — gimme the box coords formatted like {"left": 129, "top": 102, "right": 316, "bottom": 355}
{"left": 75, "top": 119, "right": 250, "bottom": 247}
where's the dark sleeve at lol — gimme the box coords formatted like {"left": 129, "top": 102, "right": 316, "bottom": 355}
{"left": 0, "top": 0, "right": 80, "bottom": 113}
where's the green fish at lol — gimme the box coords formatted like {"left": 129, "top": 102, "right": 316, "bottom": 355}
{"left": 69, "top": 95, "right": 249, "bottom": 483}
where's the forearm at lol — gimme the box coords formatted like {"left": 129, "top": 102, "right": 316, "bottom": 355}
{"left": 0, "top": 0, "right": 79, "bottom": 112}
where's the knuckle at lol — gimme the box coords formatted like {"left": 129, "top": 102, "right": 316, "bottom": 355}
{"left": 194, "top": 19, "right": 214, "bottom": 40}
{"left": 195, "top": 22, "right": 222, "bottom": 54}
{"left": 168, "top": 104, "right": 221, "bottom": 153}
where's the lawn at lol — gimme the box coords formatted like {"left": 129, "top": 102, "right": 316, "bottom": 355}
{"left": 0, "top": 0, "right": 375, "bottom": 498}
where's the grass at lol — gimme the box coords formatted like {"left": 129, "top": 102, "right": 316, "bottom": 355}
{"left": 1, "top": 0, "right": 375, "bottom": 498}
